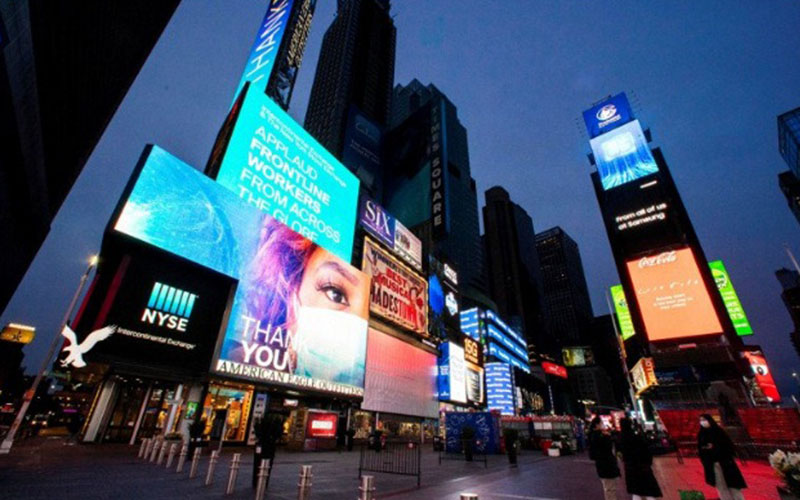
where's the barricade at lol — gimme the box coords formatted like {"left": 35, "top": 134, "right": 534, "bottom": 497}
{"left": 460, "top": 494, "right": 479, "bottom": 500}
{"left": 205, "top": 450, "right": 219, "bottom": 486}
{"left": 150, "top": 439, "right": 161, "bottom": 462}
{"left": 143, "top": 438, "right": 154, "bottom": 460}
{"left": 157, "top": 441, "right": 168, "bottom": 465}
{"left": 176, "top": 445, "right": 189, "bottom": 473}
{"left": 166, "top": 443, "right": 178, "bottom": 469}
{"left": 438, "top": 439, "right": 488, "bottom": 468}
{"left": 255, "top": 459, "right": 271, "bottom": 500}
{"left": 357, "top": 475, "right": 375, "bottom": 500}
{"left": 225, "top": 453, "right": 241, "bottom": 495}
{"left": 138, "top": 438, "right": 149, "bottom": 458}
{"left": 358, "top": 441, "right": 421, "bottom": 488}
{"left": 189, "top": 448, "right": 202, "bottom": 479}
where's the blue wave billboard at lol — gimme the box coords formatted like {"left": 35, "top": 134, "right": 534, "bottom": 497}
{"left": 590, "top": 119, "right": 658, "bottom": 190}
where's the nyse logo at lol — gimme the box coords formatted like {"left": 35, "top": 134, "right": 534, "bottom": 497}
{"left": 141, "top": 282, "right": 198, "bottom": 332}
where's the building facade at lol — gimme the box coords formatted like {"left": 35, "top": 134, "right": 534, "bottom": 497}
{"left": 778, "top": 107, "right": 800, "bottom": 225}
{"left": 776, "top": 267, "right": 800, "bottom": 359}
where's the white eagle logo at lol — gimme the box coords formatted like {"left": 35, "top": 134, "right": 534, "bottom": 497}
{"left": 60, "top": 325, "right": 116, "bottom": 368}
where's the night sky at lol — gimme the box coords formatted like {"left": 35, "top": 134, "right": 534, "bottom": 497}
{"left": 3, "top": 1, "right": 800, "bottom": 400}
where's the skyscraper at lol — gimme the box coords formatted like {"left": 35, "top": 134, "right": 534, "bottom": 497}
{"left": 778, "top": 107, "right": 800, "bottom": 225}
{"left": 383, "top": 80, "right": 485, "bottom": 294}
{"left": 535, "top": 226, "right": 594, "bottom": 357}
{"left": 776, "top": 267, "right": 800, "bottom": 358}
{"left": 303, "top": 0, "right": 395, "bottom": 163}
{"left": 0, "top": 0, "right": 180, "bottom": 314}
{"left": 482, "top": 186, "right": 545, "bottom": 357}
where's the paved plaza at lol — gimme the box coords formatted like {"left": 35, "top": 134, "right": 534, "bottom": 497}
{"left": 0, "top": 437, "right": 783, "bottom": 499}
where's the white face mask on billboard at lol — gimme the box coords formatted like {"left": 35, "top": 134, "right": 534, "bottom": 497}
{"left": 291, "top": 305, "right": 368, "bottom": 386}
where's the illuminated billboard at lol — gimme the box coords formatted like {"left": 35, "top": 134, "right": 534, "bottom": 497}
{"left": 631, "top": 357, "right": 658, "bottom": 395}
{"left": 742, "top": 350, "right": 780, "bottom": 403}
{"left": 626, "top": 248, "right": 722, "bottom": 342}
{"left": 541, "top": 361, "right": 568, "bottom": 379}
{"left": 438, "top": 341, "right": 467, "bottom": 403}
{"left": 583, "top": 93, "right": 634, "bottom": 139}
{"left": 114, "top": 145, "right": 370, "bottom": 396}
{"left": 232, "top": 0, "right": 294, "bottom": 104}
{"left": 305, "top": 411, "right": 338, "bottom": 438}
{"left": 485, "top": 362, "right": 514, "bottom": 416}
{"left": 709, "top": 260, "right": 753, "bottom": 336}
{"left": 590, "top": 119, "right": 658, "bottom": 190}
{"left": 359, "top": 197, "right": 423, "bottom": 271}
{"left": 610, "top": 285, "right": 636, "bottom": 340}
{"left": 562, "top": 347, "right": 594, "bottom": 367}
{"left": 362, "top": 238, "right": 427, "bottom": 335}
{"left": 362, "top": 328, "right": 438, "bottom": 418}
{"left": 214, "top": 84, "right": 360, "bottom": 262}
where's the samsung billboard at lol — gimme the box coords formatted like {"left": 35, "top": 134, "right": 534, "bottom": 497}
{"left": 114, "top": 145, "right": 370, "bottom": 396}
{"left": 590, "top": 119, "right": 658, "bottom": 191}
{"left": 213, "top": 83, "right": 360, "bottom": 262}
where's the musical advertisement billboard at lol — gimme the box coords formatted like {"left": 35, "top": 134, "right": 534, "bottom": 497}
{"left": 626, "top": 248, "right": 722, "bottom": 342}
{"left": 359, "top": 197, "right": 423, "bottom": 271}
{"left": 742, "top": 350, "right": 780, "bottom": 403}
{"left": 114, "top": 145, "right": 370, "bottom": 396}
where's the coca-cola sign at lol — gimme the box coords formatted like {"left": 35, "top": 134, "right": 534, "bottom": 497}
{"left": 638, "top": 251, "right": 677, "bottom": 268}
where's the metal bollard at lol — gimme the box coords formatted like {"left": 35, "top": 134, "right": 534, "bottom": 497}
{"left": 144, "top": 438, "right": 155, "bottom": 460}
{"left": 138, "top": 438, "right": 149, "bottom": 458}
{"left": 225, "top": 453, "right": 241, "bottom": 495}
{"left": 358, "top": 475, "right": 375, "bottom": 500}
{"left": 176, "top": 444, "right": 189, "bottom": 473}
{"left": 157, "top": 441, "right": 168, "bottom": 465}
{"left": 205, "top": 450, "right": 220, "bottom": 486}
{"left": 165, "top": 443, "right": 178, "bottom": 469}
{"left": 189, "top": 447, "right": 202, "bottom": 479}
{"left": 254, "top": 458, "right": 271, "bottom": 500}
{"left": 297, "top": 465, "right": 312, "bottom": 500}
{"left": 150, "top": 439, "right": 161, "bottom": 462}
{"left": 460, "top": 494, "right": 479, "bottom": 500}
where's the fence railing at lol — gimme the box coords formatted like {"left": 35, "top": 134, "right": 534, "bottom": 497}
{"left": 358, "top": 441, "right": 421, "bottom": 488}
{"left": 438, "top": 440, "right": 488, "bottom": 468}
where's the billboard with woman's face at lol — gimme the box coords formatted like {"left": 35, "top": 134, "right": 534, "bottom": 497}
{"left": 113, "top": 145, "right": 370, "bottom": 396}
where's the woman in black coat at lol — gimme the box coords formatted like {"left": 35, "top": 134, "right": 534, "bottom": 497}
{"left": 589, "top": 417, "right": 621, "bottom": 500}
{"left": 697, "top": 414, "right": 746, "bottom": 500}
{"left": 619, "top": 418, "right": 663, "bottom": 499}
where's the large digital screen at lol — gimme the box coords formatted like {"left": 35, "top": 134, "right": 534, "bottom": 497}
{"left": 342, "top": 105, "right": 383, "bottom": 194}
{"left": 305, "top": 410, "right": 338, "bottom": 438}
{"left": 590, "top": 119, "right": 658, "bottom": 190}
{"left": 631, "top": 357, "right": 657, "bottom": 395}
{"left": 709, "top": 260, "right": 753, "bottom": 336}
{"left": 626, "top": 248, "right": 722, "bottom": 342}
{"left": 438, "top": 341, "right": 467, "bottom": 403}
{"left": 215, "top": 84, "right": 360, "bottom": 262}
{"left": 541, "top": 361, "right": 568, "bottom": 379}
{"left": 742, "top": 351, "right": 780, "bottom": 403}
{"left": 232, "top": 0, "right": 294, "bottom": 104}
{"left": 485, "top": 362, "right": 514, "bottom": 416}
{"left": 562, "top": 347, "right": 594, "bottom": 367}
{"left": 362, "top": 238, "right": 427, "bottom": 335}
{"left": 359, "top": 197, "right": 422, "bottom": 271}
{"left": 610, "top": 285, "right": 636, "bottom": 340}
{"left": 583, "top": 93, "right": 634, "bottom": 139}
{"left": 362, "top": 328, "right": 438, "bottom": 418}
{"left": 114, "top": 145, "right": 370, "bottom": 396}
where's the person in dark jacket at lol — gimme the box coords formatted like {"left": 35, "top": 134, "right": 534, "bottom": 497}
{"left": 697, "top": 414, "right": 746, "bottom": 500}
{"left": 619, "top": 418, "right": 662, "bottom": 500}
{"left": 589, "top": 417, "right": 620, "bottom": 500}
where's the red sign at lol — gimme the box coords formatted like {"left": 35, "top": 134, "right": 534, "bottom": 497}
{"left": 305, "top": 411, "right": 338, "bottom": 438}
{"left": 542, "top": 361, "right": 568, "bottom": 379}
{"left": 743, "top": 351, "right": 781, "bottom": 403}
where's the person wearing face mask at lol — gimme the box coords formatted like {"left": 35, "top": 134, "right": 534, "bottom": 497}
{"left": 229, "top": 218, "right": 371, "bottom": 387}
{"left": 697, "top": 414, "right": 747, "bottom": 500}
{"left": 589, "top": 417, "right": 621, "bottom": 500}
{"left": 619, "top": 417, "right": 662, "bottom": 500}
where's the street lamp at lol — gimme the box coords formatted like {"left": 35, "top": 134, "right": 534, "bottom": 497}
{"left": 0, "top": 254, "right": 99, "bottom": 454}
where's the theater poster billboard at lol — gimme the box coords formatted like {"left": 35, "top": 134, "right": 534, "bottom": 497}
{"left": 362, "top": 237, "right": 428, "bottom": 336}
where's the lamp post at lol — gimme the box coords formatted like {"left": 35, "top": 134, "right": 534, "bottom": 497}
{"left": 0, "top": 254, "right": 98, "bottom": 454}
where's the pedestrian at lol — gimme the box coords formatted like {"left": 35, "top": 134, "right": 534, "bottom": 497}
{"left": 619, "top": 418, "right": 662, "bottom": 500}
{"left": 589, "top": 417, "right": 621, "bottom": 500}
{"left": 697, "top": 414, "right": 747, "bottom": 500}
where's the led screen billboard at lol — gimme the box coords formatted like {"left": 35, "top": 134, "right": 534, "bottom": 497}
{"left": 214, "top": 84, "right": 360, "bottom": 262}
{"left": 485, "top": 362, "right": 514, "bottom": 416}
{"left": 232, "top": 0, "right": 294, "bottom": 104}
{"left": 610, "top": 285, "right": 636, "bottom": 340}
{"left": 742, "top": 350, "right": 780, "bottom": 402}
{"left": 359, "top": 197, "right": 422, "bottom": 271}
{"left": 583, "top": 93, "right": 634, "bottom": 139}
{"left": 626, "top": 248, "right": 722, "bottom": 342}
{"left": 709, "top": 260, "right": 753, "bottom": 336}
{"left": 362, "top": 328, "right": 438, "bottom": 418}
{"left": 590, "top": 119, "right": 658, "bottom": 190}
{"left": 541, "top": 361, "right": 568, "bottom": 379}
{"left": 114, "top": 145, "right": 370, "bottom": 396}
{"left": 438, "top": 341, "right": 467, "bottom": 403}
{"left": 562, "top": 347, "right": 594, "bottom": 367}
{"left": 631, "top": 357, "right": 657, "bottom": 395}
{"left": 305, "top": 411, "right": 338, "bottom": 438}
{"left": 362, "top": 238, "right": 427, "bottom": 335}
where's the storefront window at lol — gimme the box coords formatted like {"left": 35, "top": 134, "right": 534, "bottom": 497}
{"left": 350, "top": 411, "right": 373, "bottom": 440}
{"left": 202, "top": 382, "right": 254, "bottom": 442}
